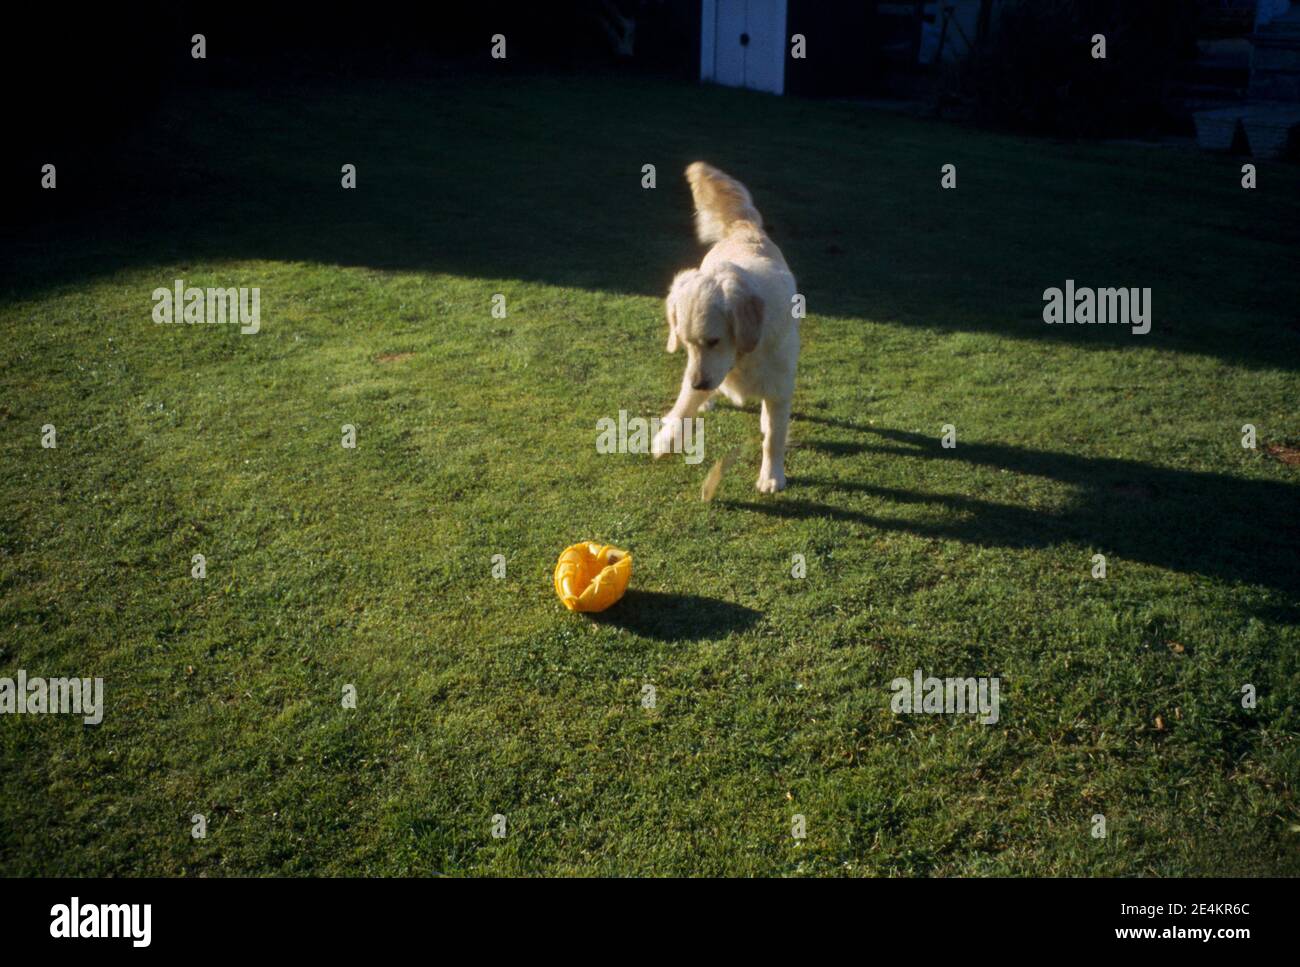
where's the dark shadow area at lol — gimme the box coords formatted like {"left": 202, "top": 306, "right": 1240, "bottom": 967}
{"left": 587, "top": 589, "right": 762, "bottom": 642}
{"left": 723, "top": 417, "right": 1300, "bottom": 606}
{"left": 4, "top": 11, "right": 1299, "bottom": 373}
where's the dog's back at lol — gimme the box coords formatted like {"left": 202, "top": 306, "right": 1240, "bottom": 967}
{"left": 687, "top": 162, "right": 792, "bottom": 286}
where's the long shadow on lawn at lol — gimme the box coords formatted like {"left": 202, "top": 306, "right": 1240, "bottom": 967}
{"left": 7, "top": 75, "right": 1300, "bottom": 373}
{"left": 589, "top": 589, "right": 762, "bottom": 642}
{"left": 725, "top": 416, "right": 1300, "bottom": 611}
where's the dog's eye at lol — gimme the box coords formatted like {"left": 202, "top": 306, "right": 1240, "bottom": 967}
{"left": 705, "top": 338, "right": 720, "bottom": 348}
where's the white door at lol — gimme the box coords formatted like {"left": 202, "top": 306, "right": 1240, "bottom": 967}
{"left": 702, "top": 0, "right": 787, "bottom": 95}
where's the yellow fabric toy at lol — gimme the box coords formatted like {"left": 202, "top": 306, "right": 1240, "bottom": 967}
{"left": 553, "top": 542, "right": 632, "bottom": 612}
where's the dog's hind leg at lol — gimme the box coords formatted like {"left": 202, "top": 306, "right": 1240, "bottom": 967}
{"left": 699, "top": 385, "right": 742, "bottom": 412}
{"left": 716, "top": 381, "right": 746, "bottom": 408}
{"left": 757, "top": 397, "right": 791, "bottom": 493}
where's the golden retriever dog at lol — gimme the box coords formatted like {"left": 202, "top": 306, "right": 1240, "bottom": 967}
{"left": 652, "top": 162, "right": 798, "bottom": 493}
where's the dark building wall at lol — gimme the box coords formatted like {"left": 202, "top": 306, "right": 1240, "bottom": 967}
{"left": 784, "top": 1, "right": 884, "bottom": 96}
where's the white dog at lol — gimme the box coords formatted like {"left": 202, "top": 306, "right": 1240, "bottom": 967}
{"left": 652, "top": 162, "right": 798, "bottom": 493}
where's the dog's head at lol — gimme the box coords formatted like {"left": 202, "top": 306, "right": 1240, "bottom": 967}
{"left": 664, "top": 266, "right": 763, "bottom": 391}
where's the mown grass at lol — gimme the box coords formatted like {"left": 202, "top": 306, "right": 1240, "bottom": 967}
{"left": 1, "top": 71, "right": 1298, "bottom": 876}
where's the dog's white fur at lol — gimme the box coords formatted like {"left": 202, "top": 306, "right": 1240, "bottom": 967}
{"left": 653, "top": 162, "right": 798, "bottom": 493}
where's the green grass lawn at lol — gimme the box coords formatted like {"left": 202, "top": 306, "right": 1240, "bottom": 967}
{"left": 2, "top": 72, "right": 1298, "bottom": 876}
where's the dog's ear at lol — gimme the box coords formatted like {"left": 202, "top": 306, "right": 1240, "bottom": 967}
{"left": 665, "top": 270, "right": 696, "bottom": 353}
{"left": 722, "top": 270, "right": 763, "bottom": 355}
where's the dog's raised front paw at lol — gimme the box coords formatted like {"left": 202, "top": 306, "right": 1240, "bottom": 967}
{"left": 651, "top": 417, "right": 681, "bottom": 459}
{"left": 756, "top": 468, "right": 786, "bottom": 493}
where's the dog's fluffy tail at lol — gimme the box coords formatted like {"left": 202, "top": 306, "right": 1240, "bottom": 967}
{"left": 686, "top": 162, "right": 762, "bottom": 244}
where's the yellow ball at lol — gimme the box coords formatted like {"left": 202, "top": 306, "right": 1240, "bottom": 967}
{"left": 553, "top": 542, "right": 632, "bottom": 612}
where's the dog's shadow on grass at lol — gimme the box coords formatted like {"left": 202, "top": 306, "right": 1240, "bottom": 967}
{"left": 588, "top": 589, "right": 761, "bottom": 642}
{"left": 724, "top": 413, "right": 1300, "bottom": 615}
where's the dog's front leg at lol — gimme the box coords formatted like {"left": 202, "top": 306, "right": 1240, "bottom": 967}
{"left": 652, "top": 377, "right": 711, "bottom": 458}
{"left": 757, "top": 397, "right": 790, "bottom": 492}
